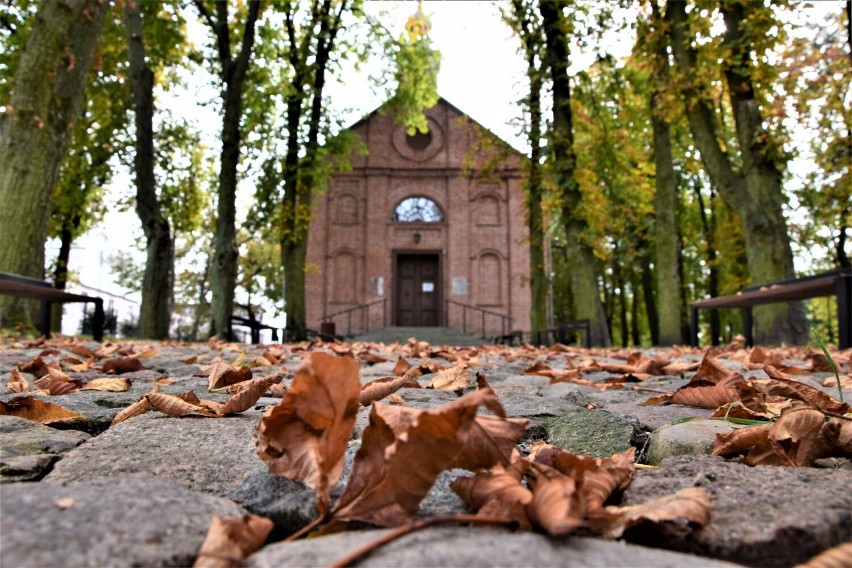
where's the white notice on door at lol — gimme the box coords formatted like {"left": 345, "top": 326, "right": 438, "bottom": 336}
{"left": 422, "top": 282, "right": 434, "bottom": 292}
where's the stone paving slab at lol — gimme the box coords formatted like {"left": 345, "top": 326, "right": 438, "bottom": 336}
{"left": 0, "top": 416, "right": 91, "bottom": 482}
{"left": 246, "top": 526, "right": 746, "bottom": 567}
{"left": 45, "top": 408, "right": 268, "bottom": 498}
{"left": 0, "top": 475, "right": 245, "bottom": 568}
{"left": 621, "top": 456, "right": 852, "bottom": 567}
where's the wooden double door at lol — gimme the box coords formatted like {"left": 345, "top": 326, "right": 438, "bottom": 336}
{"left": 395, "top": 253, "right": 441, "bottom": 327}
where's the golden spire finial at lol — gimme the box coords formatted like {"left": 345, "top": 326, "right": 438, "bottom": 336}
{"left": 405, "top": 0, "right": 431, "bottom": 40}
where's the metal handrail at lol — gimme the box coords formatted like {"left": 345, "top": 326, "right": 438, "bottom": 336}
{"left": 444, "top": 299, "right": 514, "bottom": 339}
{"left": 321, "top": 299, "right": 387, "bottom": 337}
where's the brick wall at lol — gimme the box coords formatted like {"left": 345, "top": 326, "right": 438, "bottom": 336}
{"left": 305, "top": 98, "right": 530, "bottom": 337}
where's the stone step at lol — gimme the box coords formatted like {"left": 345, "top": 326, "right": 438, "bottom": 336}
{"left": 348, "top": 326, "right": 492, "bottom": 347}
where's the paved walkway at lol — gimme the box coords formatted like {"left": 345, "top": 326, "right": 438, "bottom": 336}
{"left": 1, "top": 337, "right": 850, "bottom": 567}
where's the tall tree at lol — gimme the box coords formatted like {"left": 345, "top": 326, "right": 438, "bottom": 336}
{"left": 508, "top": 0, "right": 548, "bottom": 344}
{"left": 644, "top": 3, "right": 682, "bottom": 345}
{"left": 0, "top": 0, "right": 109, "bottom": 327}
{"left": 124, "top": 0, "right": 185, "bottom": 338}
{"left": 194, "top": 0, "right": 262, "bottom": 339}
{"left": 539, "top": 0, "right": 611, "bottom": 347}
{"left": 279, "top": 0, "right": 351, "bottom": 341}
{"left": 666, "top": 0, "right": 807, "bottom": 344}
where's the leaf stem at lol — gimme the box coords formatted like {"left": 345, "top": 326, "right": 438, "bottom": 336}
{"left": 812, "top": 331, "right": 844, "bottom": 405}
{"left": 327, "top": 515, "right": 516, "bottom": 568}
{"left": 285, "top": 514, "right": 327, "bottom": 542}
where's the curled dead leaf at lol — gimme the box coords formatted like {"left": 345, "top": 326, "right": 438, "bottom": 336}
{"left": 207, "top": 359, "right": 253, "bottom": 391}
{"left": 193, "top": 514, "right": 274, "bottom": 568}
{"left": 215, "top": 374, "right": 282, "bottom": 415}
{"left": 525, "top": 462, "right": 585, "bottom": 536}
{"left": 0, "top": 396, "right": 84, "bottom": 424}
{"left": 146, "top": 392, "right": 218, "bottom": 418}
{"left": 713, "top": 407, "right": 841, "bottom": 467}
{"left": 596, "top": 486, "right": 713, "bottom": 539}
{"left": 101, "top": 357, "right": 145, "bottom": 375}
{"left": 111, "top": 386, "right": 160, "bottom": 426}
{"left": 7, "top": 368, "right": 29, "bottom": 393}
{"left": 451, "top": 463, "right": 533, "bottom": 530}
{"left": 428, "top": 364, "right": 470, "bottom": 391}
{"left": 359, "top": 375, "right": 420, "bottom": 407}
{"left": 256, "top": 352, "right": 362, "bottom": 515}
{"left": 81, "top": 378, "right": 132, "bottom": 392}
{"left": 332, "top": 397, "right": 483, "bottom": 527}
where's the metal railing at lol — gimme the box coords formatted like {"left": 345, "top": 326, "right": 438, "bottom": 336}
{"left": 321, "top": 299, "right": 387, "bottom": 337}
{"left": 444, "top": 299, "right": 514, "bottom": 339}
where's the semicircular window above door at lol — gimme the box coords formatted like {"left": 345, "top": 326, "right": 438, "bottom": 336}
{"left": 392, "top": 196, "right": 444, "bottom": 223}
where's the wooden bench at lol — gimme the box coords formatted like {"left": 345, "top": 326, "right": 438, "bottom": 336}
{"left": 229, "top": 314, "right": 280, "bottom": 344}
{"left": 690, "top": 267, "right": 851, "bottom": 348}
{"left": 0, "top": 272, "right": 105, "bottom": 341}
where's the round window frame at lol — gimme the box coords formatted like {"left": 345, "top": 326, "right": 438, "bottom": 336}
{"left": 392, "top": 117, "right": 444, "bottom": 162}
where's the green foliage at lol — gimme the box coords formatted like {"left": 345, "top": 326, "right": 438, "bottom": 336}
{"left": 387, "top": 6, "right": 441, "bottom": 135}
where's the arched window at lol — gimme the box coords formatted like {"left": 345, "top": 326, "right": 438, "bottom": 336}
{"left": 332, "top": 252, "right": 356, "bottom": 303}
{"left": 392, "top": 196, "right": 444, "bottom": 223}
{"left": 475, "top": 195, "right": 500, "bottom": 225}
{"left": 334, "top": 194, "right": 358, "bottom": 225}
{"left": 477, "top": 253, "right": 502, "bottom": 306}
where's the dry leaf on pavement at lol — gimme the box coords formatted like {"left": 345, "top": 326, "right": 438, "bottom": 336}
{"left": 451, "top": 463, "right": 533, "bottom": 529}
{"left": 428, "top": 364, "right": 470, "bottom": 391}
{"left": 81, "top": 378, "right": 132, "bottom": 392}
{"left": 214, "top": 374, "right": 282, "bottom": 415}
{"left": 713, "top": 407, "right": 847, "bottom": 467}
{"left": 145, "top": 392, "right": 218, "bottom": 418}
{"left": 595, "top": 486, "right": 713, "bottom": 539}
{"left": 256, "top": 352, "right": 361, "bottom": 514}
{"left": 101, "top": 356, "right": 145, "bottom": 374}
{"left": 525, "top": 462, "right": 585, "bottom": 536}
{"left": 111, "top": 386, "right": 160, "bottom": 426}
{"left": 359, "top": 374, "right": 420, "bottom": 407}
{"left": 193, "top": 514, "right": 274, "bottom": 568}
{"left": 332, "top": 396, "right": 482, "bottom": 527}
{"left": 7, "top": 368, "right": 29, "bottom": 393}
{"left": 0, "top": 396, "right": 84, "bottom": 424}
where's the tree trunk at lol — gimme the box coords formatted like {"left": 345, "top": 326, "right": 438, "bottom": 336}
{"left": 666, "top": 0, "right": 807, "bottom": 344}
{"left": 281, "top": 0, "right": 344, "bottom": 341}
{"left": 125, "top": 0, "right": 174, "bottom": 339}
{"left": 512, "top": 0, "right": 548, "bottom": 344}
{"left": 640, "top": 251, "right": 659, "bottom": 345}
{"left": 649, "top": 22, "right": 681, "bottom": 345}
{"left": 50, "top": 220, "right": 76, "bottom": 333}
{"left": 612, "top": 256, "right": 628, "bottom": 348}
{"left": 539, "top": 0, "right": 611, "bottom": 347}
{"left": 196, "top": 0, "right": 261, "bottom": 339}
{"left": 695, "top": 178, "right": 721, "bottom": 345}
{"left": 0, "top": 0, "right": 108, "bottom": 327}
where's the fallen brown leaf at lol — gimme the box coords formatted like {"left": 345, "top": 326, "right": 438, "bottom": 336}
{"left": 713, "top": 407, "right": 843, "bottom": 467}
{"left": 145, "top": 392, "right": 218, "bottom": 418}
{"left": 428, "top": 364, "right": 470, "bottom": 391}
{"left": 332, "top": 397, "right": 482, "bottom": 527}
{"left": 101, "top": 357, "right": 145, "bottom": 375}
{"left": 525, "top": 462, "right": 585, "bottom": 536}
{"left": 451, "top": 463, "right": 533, "bottom": 529}
{"left": 360, "top": 374, "right": 420, "bottom": 407}
{"left": 795, "top": 541, "right": 852, "bottom": 568}
{"left": 214, "top": 374, "right": 282, "bottom": 415}
{"left": 256, "top": 352, "right": 361, "bottom": 514}
{"left": 81, "top": 378, "right": 132, "bottom": 392}
{"left": 193, "top": 514, "right": 274, "bottom": 568}
{"left": 0, "top": 396, "right": 84, "bottom": 424}
{"left": 7, "top": 368, "right": 29, "bottom": 393}
{"left": 596, "top": 486, "right": 713, "bottom": 539}
{"left": 111, "top": 386, "right": 160, "bottom": 426}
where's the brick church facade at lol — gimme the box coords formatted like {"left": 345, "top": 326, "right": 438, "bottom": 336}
{"left": 305, "top": 98, "right": 531, "bottom": 337}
